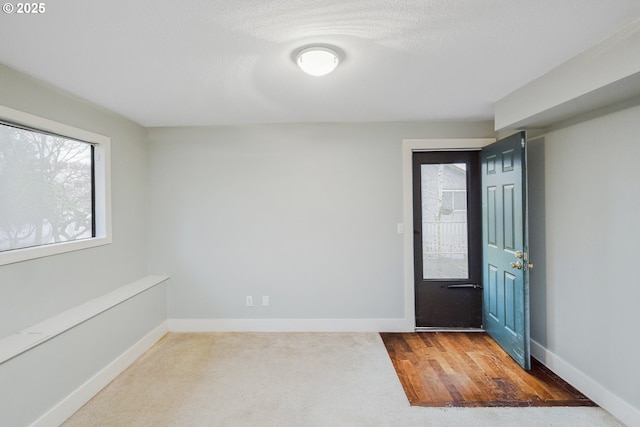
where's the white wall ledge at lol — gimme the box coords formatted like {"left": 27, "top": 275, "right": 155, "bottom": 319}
{"left": 495, "top": 21, "right": 640, "bottom": 131}
{"left": 0, "top": 275, "right": 169, "bottom": 365}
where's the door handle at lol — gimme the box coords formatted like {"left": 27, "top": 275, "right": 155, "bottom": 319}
{"left": 510, "top": 261, "right": 534, "bottom": 270}
{"left": 447, "top": 284, "right": 484, "bottom": 289}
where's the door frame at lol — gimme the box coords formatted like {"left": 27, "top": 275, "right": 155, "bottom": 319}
{"left": 412, "top": 150, "right": 483, "bottom": 328}
{"left": 401, "top": 138, "right": 495, "bottom": 330}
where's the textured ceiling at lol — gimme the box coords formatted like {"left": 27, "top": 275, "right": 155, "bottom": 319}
{"left": 1, "top": 1, "right": 639, "bottom": 127}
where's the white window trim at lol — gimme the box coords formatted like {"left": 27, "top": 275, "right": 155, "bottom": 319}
{"left": 0, "top": 105, "right": 112, "bottom": 266}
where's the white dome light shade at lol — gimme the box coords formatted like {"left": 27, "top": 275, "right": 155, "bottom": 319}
{"left": 296, "top": 47, "right": 340, "bottom": 76}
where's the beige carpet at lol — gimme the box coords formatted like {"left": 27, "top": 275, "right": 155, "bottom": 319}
{"left": 63, "top": 333, "right": 623, "bottom": 427}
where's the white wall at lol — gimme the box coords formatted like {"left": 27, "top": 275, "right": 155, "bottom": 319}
{"left": 0, "top": 64, "right": 165, "bottom": 426}
{"left": 528, "top": 102, "right": 640, "bottom": 424}
{"left": 147, "top": 122, "right": 493, "bottom": 328}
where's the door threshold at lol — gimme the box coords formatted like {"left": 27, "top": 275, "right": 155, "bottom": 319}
{"left": 415, "top": 327, "right": 485, "bottom": 332}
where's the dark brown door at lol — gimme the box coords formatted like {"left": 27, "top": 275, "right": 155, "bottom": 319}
{"left": 413, "top": 151, "right": 482, "bottom": 328}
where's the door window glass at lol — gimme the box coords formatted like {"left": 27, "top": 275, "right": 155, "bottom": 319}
{"left": 421, "top": 163, "right": 469, "bottom": 279}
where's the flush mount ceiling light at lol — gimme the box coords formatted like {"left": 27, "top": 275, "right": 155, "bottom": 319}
{"left": 295, "top": 46, "right": 341, "bottom": 77}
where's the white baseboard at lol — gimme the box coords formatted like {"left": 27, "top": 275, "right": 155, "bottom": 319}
{"left": 31, "top": 321, "right": 168, "bottom": 427}
{"left": 168, "top": 318, "right": 412, "bottom": 333}
{"left": 531, "top": 339, "right": 640, "bottom": 427}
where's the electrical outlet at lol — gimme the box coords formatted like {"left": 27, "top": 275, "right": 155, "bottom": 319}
{"left": 246, "top": 296, "right": 253, "bottom": 307}
{"left": 262, "top": 296, "right": 269, "bottom": 306}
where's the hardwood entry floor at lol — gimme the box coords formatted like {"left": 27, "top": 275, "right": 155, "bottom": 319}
{"left": 380, "top": 332, "right": 596, "bottom": 407}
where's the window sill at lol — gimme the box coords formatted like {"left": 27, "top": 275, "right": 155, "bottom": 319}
{"left": 0, "top": 236, "right": 112, "bottom": 266}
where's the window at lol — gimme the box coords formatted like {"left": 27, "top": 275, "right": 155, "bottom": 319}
{"left": 0, "top": 123, "right": 94, "bottom": 250}
{"left": 441, "top": 190, "right": 467, "bottom": 213}
{"left": 0, "top": 105, "right": 111, "bottom": 265}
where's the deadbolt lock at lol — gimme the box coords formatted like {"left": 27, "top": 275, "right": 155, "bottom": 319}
{"left": 515, "top": 251, "right": 524, "bottom": 259}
